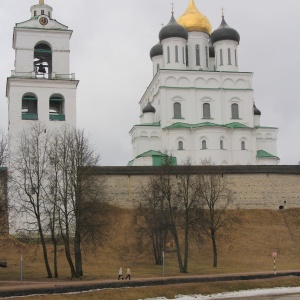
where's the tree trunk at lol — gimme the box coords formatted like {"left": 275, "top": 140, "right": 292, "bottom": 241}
{"left": 64, "top": 235, "right": 76, "bottom": 277}
{"left": 183, "top": 222, "right": 189, "bottom": 273}
{"left": 172, "top": 228, "right": 185, "bottom": 273}
{"left": 212, "top": 234, "right": 218, "bottom": 268}
{"left": 74, "top": 230, "right": 83, "bottom": 277}
{"left": 37, "top": 219, "right": 52, "bottom": 278}
{"left": 53, "top": 240, "right": 58, "bottom": 278}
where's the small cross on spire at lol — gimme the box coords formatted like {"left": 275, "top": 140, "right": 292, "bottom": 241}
{"left": 171, "top": 2, "right": 174, "bottom": 14}
{"left": 221, "top": 7, "right": 225, "bottom": 18}
{"left": 161, "top": 23, "right": 164, "bottom": 28}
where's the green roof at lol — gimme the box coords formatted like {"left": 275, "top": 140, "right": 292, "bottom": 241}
{"left": 164, "top": 121, "right": 251, "bottom": 130}
{"left": 257, "top": 150, "right": 278, "bottom": 159}
{"left": 135, "top": 122, "right": 160, "bottom": 127}
{"left": 136, "top": 150, "right": 166, "bottom": 158}
{"left": 129, "top": 150, "right": 177, "bottom": 166}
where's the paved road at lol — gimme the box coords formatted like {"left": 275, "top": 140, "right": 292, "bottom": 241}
{"left": 0, "top": 270, "right": 299, "bottom": 298}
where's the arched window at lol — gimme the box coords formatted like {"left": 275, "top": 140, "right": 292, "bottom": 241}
{"left": 49, "top": 95, "right": 65, "bottom": 121}
{"left": 205, "top": 46, "right": 209, "bottom": 68}
{"left": 220, "top": 140, "right": 224, "bottom": 150}
{"left": 22, "top": 93, "right": 38, "bottom": 120}
{"left": 195, "top": 44, "right": 200, "bottom": 66}
{"left": 167, "top": 46, "right": 170, "bottom": 64}
{"left": 235, "top": 49, "right": 238, "bottom": 66}
{"left": 231, "top": 103, "right": 239, "bottom": 119}
{"left": 203, "top": 103, "right": 211, "bottom": 119}
{"left": 157, "top": 64, "right": 160, "bottom": 72}
{"left": 175, "top": 45, "right": 179, "bottom": 62}
{"left": 178, "top": 141, "right": 183, "bottom": 150}
{"left": 228, "top": 48, "right": 232, "bottom": 65}
{"left": 34, "top": 43, "right": 52, "bottom": 78}
{"left": 220, "top": 49, "right": 223, "bottom": 65}
{"left": 173, "top": 102, "right": 182, "bottom": 118}
{"left": 241, "top": 141, "right": 246, "bottom": 150}
{"left": 34, "top": 10, "right": 37, "bottom": 17}
{"left": 201, "top": 140, "right": 207, "bottom": 149}
{"left": 48, "top": 11, "right": 51, "bottom": 18}
{"left": 41, "top": 9, "right": 45, "bottom": 15}
{"left": 182, "top": 47, "right": 185, "bottom": 64}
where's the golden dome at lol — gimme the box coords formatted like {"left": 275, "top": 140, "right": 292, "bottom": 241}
{"left": 177, "top": 0, "right": 212, "bottom": 34}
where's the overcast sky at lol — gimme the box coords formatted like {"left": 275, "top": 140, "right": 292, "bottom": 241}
{"left": 0, "top": 0, "right": 299, "bottom": 166}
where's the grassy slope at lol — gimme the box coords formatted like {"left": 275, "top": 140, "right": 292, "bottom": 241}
{"left": 0, "top": 208, "right": 300, "bottom": 298}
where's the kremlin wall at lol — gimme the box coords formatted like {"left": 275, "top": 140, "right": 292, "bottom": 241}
{"left": 90, "top": 165, "right": 300, "bottom": 210}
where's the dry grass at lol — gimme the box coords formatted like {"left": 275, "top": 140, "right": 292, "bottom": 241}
{"left": 1, "top": 208, "right": 300, "bottom": 298}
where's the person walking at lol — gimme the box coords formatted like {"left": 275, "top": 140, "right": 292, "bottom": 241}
{"left": 118, "top": 267, "right": 123, "bottom": 280}
{"left": 125, "top": 267, "right": 131, "bottom": 280}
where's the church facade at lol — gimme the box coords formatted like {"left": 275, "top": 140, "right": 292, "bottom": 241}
{"left": 6, "top": 0, "right": 78, "bottom": 154}
{"left": 129, "top": 0, "right": 278, "bottom": 166}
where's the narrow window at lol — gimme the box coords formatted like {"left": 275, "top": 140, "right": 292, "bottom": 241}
{"left": 167, "top": 46, "right": 170, "bottom": 63}
{"left": 228, "top": 48, "right": 232, "bottom": 65}
{"left": 34, "top": 10, "right": 37, "bottom": 17}
{"left": 175, "top": 46, "right": 179, "bottom": 62}
{"left": 157, "top": 64, "right": 160, "bottom": 72}
{"left": 48, "top": 11, "right": 51, "bottom": 18}
{"left": 235, "top": 49, "right": 238, "bottom": 66}
{"left": 241, "top": 141, "right": 246, "bottom": 150}
{"left": 178, "top": 141, "right": 183, "bottom": 150}
{"left": 203, "top": 103, "right": 211, "bottom": 119}
{"left": 202, "top": 140, "right": 207, "bottom": 149}
{"left": 173, "top": 102, "right": 182, "bottom": 118}
{"left": 220, "top": 49, "right": 223, "bottom": 65}
{"left": 205, "top": 46, "right": 208, "bottom": 68}
{"left": 231, "top": 103, "right": 239, "bottom": 119}
{"left": 196, "top": 44, "right": 200, "bottom": 66}
{"left": 220, "top": 140, "right": 224, "bottom": 149}
{"left": 41, "top": 9, "right": 45, "bottom": 15}
{"left": 186, "top": 45, "right": 189, "bottom": 67}
{"left": 182, "top": 47, "right": 185, "bottom": 64}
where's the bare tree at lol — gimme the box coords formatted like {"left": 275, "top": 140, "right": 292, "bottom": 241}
{"left": 136, "top": 158, "right": 200, "bottom": 273}
{"left": 0, "top": 128, "right": 7, "bottom": 167}
{"left": 0, "top": 169, "right": 8, "bottom": 235}
{"left": 197, "top": 173, "right": 234, "bottom": 267}
{"left": 135, "top": 176, "right": 167, "bottom": 265}
{"left": 174, "top": 162, "right": 202, "bottom": 273}
{"left": 49, "top": 127, "right": 108, "bottom": 278}
{"left": 10, "top": 123, "right": 53, "bottom": 278}
{"left": 0, "top": 129, "right": 8, "bottom": 235}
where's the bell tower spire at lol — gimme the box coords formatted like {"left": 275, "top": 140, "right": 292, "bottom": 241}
{"left": 39, "top": 0, "right": 44, "bottom": 4}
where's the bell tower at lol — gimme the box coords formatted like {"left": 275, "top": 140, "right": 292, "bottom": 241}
{"left": 6, "top": 0, "right": 79, "bottom": 149}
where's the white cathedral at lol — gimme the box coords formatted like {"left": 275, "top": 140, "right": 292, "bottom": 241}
{"left": 5, "top": 0, "right": 278, "bottom": 168}
{"left": 6, "top": 0, "right": 78, "bottom": 154}
{"left": 128, "top": 0, "right": 279, "bottom": 166}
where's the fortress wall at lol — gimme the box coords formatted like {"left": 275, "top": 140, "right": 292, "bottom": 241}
{"left": 91, "top": 165, "right": 300, "bottom": 210}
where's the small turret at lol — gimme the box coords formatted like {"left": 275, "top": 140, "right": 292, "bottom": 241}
{"left": 159, "top": 13, "right": 188, "bottom": 70}
{"left": 142, "top": 102, "right": 156, "bottom": 124}
{"left": 211, "top": 13, "right": 240, "bottom": 72}
{"left": 253, "top": 103, "right": 261, "bottom": 126}
{"left": 31, "top": 0, "right": 53, "bottom": 19}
